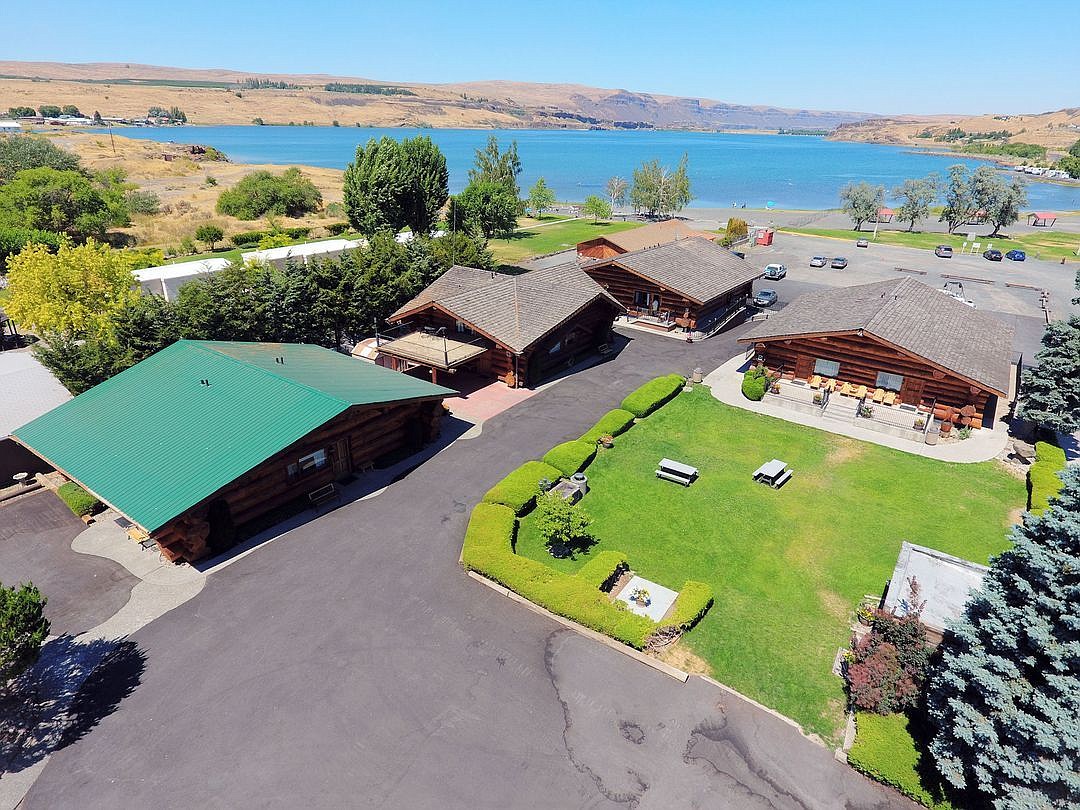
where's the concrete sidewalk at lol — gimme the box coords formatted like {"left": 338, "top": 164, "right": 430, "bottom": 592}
{"left": 704, "top": 354, "right": 1011, "bottom": 463}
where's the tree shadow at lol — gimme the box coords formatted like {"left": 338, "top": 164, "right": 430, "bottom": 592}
{"left": 0, "top": 635, "right": 145, "bottom": 775}
{"left": 548, "top": 534, "right": 599, "bottom": 560}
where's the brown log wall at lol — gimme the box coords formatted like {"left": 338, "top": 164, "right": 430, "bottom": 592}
{"left": 752, "top": 334, "right": 995, "bottom": 423}
{"left": 581, "top": 263, "right": 750, "bottom": 324}
{"left": 152, "top": 399, "right": 443, "bottom": 562}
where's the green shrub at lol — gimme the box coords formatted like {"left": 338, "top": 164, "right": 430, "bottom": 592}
{"left": 216, "top": 168, "right": 322, "bottom": 220}
{"left": 847, "top": 712, "right": 953, "bottom": 808}
{"left": 657, "top": 580, "right": 713, "bottom": 633}
{"left": 1028, "top": 440, "right": 1067, "bottom": 514}
{"left": 325, "top": 221, "right": 350, "bottom": 235}
{"left": 283, "top": 226, "right": 311, "bottom": 239}
{"left": 741, "top": 366, "right": 768, "bottom": 401}
{"left": 579, "top": 409, "right": 636, "bottom": 444}
{"left": 56, "top": 482, "right": 100, "bottom": 517}
{"left": 481, "top": 460, "right": 562, "bottom": 515}
{"left": 620, "top": 374, "right": 685, "bottom": 418}
{"left": 575, "top": 551, "right": 629, "bottom": 589}
{"left": 543, "top": 440, "right": 597, "bottom": 477}
{"left": 230, "top": 229, "right": 268, "bottom": 246}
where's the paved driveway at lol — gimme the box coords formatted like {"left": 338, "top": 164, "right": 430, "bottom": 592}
{"left": 0, "top": 491, "right": 136, "bottom": 637}
{"left": 25, "top": 328, "right": 907, "bottom": 809}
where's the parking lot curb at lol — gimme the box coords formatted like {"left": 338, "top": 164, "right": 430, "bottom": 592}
{"left": 465, "top": 569, "right": 689, "bottom": 682}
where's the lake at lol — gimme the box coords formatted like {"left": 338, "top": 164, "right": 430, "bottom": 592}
{"left": 112, "top": 126, "right": 1080, "bottom": 212}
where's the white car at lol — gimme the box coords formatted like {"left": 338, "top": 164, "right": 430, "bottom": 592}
{"left": 763, "top": 263, "right": 787, "bottom": 280}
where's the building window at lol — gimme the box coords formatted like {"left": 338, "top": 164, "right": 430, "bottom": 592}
{"left": 548, "top": 340, "right": 562, "bottom": 355}
{"left": 455, "top": 320, "right": 471, "bottom": 334}
{"left": 876, "top": 371, "right": 904, "bottom": 391}
{"left": 813, "top": 358, "right": 840, "bottom": 377}
{"left": 288, "top": 448, "right": 328, "bottom": 479}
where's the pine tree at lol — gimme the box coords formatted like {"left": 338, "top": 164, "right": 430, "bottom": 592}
{"left": 925, "top": 466, "right": 1080, "bottom": 808}
{"left": 1, "top": 582, "right": 50, "bottom": 684}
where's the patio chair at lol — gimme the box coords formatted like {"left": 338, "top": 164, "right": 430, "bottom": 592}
{"left": 883, "top": 391, "right": 897, "bottom": 406}
{"left": 872, "top": 388, "right": 885, "bottom": 403}
{"left": 854, "top": 385, "right": 868, "bottom": 399}
{"left": 823, "top": 378, "right": 837, "bottom": 392}
{"left": 839, "top": 382, "right": 854, "bottom": 396}
{"left": 809, "top": 375, "right": 822, "bottom": 389}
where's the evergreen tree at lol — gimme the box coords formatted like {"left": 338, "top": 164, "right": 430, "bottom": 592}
{"left": 0, "top": 582, "right": 50, "bottom": 684}
{"left": 1018, "top": 315, "right": 1080, "bottom": 432}
{"left": 925, "top": 467, "right": 1080, "bottom": 808}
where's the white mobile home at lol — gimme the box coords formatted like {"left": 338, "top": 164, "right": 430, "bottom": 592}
{"left": 241, "top": 238, "right": 363, "bottom": 270}
{"left": 134, "top": 258, "right": 232, "bottom": 301}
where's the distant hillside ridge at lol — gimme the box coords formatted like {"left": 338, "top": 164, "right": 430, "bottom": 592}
{"left": 0, "top": 60, "right": 873, "bottom": 131}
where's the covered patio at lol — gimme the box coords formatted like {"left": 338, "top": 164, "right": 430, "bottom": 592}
{"left": 1028, "top": 212, "right": 1057, "bottom": 228}
{"left": 374, "top": 326, "right": 490, "bottom": 384}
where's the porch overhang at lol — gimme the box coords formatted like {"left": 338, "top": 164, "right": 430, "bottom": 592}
{"left": 376, "top": 330, "right": 490, "bottom": 371}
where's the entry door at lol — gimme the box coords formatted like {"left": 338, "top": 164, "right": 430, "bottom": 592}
{"left": 332, "top": 437, "right": 352, "bottom": 479}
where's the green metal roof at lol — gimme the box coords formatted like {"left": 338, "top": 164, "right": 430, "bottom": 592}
{"left": 14, "top": 340, "right": 455, "bottom": 531}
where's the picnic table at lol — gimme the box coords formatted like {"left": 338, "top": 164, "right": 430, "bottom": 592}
{"left": 753, "top": 459, "right": 792, "bottom": 489}
{"left": 656, "top": 458, "right": 698, "bottom": 486}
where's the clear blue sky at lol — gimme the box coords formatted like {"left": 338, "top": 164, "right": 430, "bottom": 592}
{"left": 7, "top": 0, "right": 1078, "bottom": 114}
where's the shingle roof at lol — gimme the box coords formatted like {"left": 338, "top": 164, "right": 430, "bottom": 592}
{"left": 580, "top": 219, "right": 716, "bottom": 253}
{"left": 0, "top": 351, "right": 72, "bottom": 437}
{"left": 390, "top": 264, "right": 622, "bottom": 353}
{"left": 13, "top": 340, "right": 454, "bottom": 531}
{"left": 588, "top": 238, "right": 761, "bottom": 304}
{"left": 740, "top": 278, "right": 1015, "bottom": 393}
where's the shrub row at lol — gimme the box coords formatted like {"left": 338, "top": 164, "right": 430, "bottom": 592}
{"left": 657, "top": 581, "right": 713, "bottom": 634}
{"left": 229, "top": 226, "right": 312, "bottom": 246}
{"left": 579, "top": 408, "right": 636, "bottom": 444}
{"left": 620, "top": 374, "right": 685, "bottom": 418}
{"left": 461, "top": 504, "right": 655, "bottom": 646}
{"left": 741, "top": 366, "right": 767, "bottom": 401}
{"left": 56, "top": 482, "right": 100, "bottom": 517}
{"left": 481, "top": 460, "right": 562, "bottom": 515}
{"left": 542, "top": 440, "right": 597, "bottom": 477}
{"left": 1028, "top": 440, "right": 1067, "bottom": 514}
{"left": 325, "top": 221, "right": 351, "bottom": 235}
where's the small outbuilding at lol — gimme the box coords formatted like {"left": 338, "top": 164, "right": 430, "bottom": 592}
{"left": 1028, "top": 212, "right": 1057, "bottom": 228}
{"left": 872, "top": 207, "right": 895, "bottom": 223}
{"left": 882, "top": 541, "right": 988, "bottom": 644}
{"left": 13, "top": 340, "right": 455, "bottom": 562}
{"left": 576, "top": 219, "right": 716, "bottom": 260}
{"left": 134, "top": 257, "right": 232, "bottom": 301}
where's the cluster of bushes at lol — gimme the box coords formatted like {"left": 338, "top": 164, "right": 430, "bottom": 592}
{"left": 720, "top": 216, "right": 748, "bottom": 247}
{"left": 741, "top": 365, "right": 769, "bottom": 401}
{"left": 620, "top": 373, "right": 684, "bottom": 418}
{"left": 216, "top": 168, "right": 322, "bottom": 220}
{"left": 465, "top": 376, "right": 713, "bottom": 650}
{"left": 579, "top": 409, "right": 636, "bottom": 444}
{"left": 0, "top": 226, "right": 63, "bottom": 268}
{"left": 56, "top": 481, "right": 101, "bottom": 517}
{"left": 542, "top": 440, "right": 597, "bottom": 477}
{"left": 846, "top": 607, "right": 931, "bottom": 714}
{"left": 229, "top": 226, "right": 312, "bottom": 247}
{"left": 325, "top": 222, "right": 351, "bottom": 235}
{"left": 1027, "top": 439, "right": 1066, "bottom": 514}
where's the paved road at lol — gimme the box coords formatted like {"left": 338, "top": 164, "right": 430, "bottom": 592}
{"left": 24, "top": 327, "right": 906, "bottom": 809}
{"left": 0, "top": 491, "right": 136, "bottom": 637}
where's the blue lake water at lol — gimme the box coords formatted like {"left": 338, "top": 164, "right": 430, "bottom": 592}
{"left": 112, "top": 126, "right": 1080, "bottom": 211}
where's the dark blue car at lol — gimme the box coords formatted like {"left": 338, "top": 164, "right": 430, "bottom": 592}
{"left": 1005, "top": 249, "right": 1026, "bottom": 261}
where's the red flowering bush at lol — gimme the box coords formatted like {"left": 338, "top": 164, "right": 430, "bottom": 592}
{"left": 846, "top": 610, "right": 929, "bottom": 714}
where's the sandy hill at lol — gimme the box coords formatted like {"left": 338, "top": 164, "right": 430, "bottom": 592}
{"left": 0, "top": 60, "right": 871, "bottom": 131}
{"left": 831, "top": 109, "right": 1080, "bottom": 151}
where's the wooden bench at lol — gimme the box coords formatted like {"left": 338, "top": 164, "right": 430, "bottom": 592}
{"left": 308, "top": 483, "right": 340, "bottom": 508}
{"left": 656, "top": 458, "right": 698, "bottom": 486}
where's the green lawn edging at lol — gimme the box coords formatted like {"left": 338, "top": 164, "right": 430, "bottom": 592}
{"left": 482, "top": 460, "right": 563, "bottom": 515}
{"left": 56, "top": 481, "right": 101, "bottom": 517}
{"left": 464, "top": 379, "right": 714, "bottom": 650}
{"left": 579, "top": 409, "right": 636, "bottom": 444}
{"left": 620, "top": 374, "right": 685, "bottom": 418}
{"left": 847, "top": 712, "right": 954, "bottom": 809}
{"left": 543, "top": 440, "right": 597, "bottom": 477}
{"left": 1028, "top": 440, "right": 1067, "bottom": 514}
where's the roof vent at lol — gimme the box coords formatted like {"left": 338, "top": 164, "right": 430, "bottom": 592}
{"left": 275, "top": 356, "right": 285, "bottom": 364}
{"left": 200, "top": 379, "right": 210, "bottom": 386}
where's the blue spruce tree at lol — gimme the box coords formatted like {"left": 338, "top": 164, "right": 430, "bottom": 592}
{"left": 926, "top": 466, "right": 1080, "bottom": 807}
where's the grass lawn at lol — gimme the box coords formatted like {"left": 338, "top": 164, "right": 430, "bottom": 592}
{"left": 515, "top": 388, "right": 1022, "bottom": 742}
{"left": 490, "top": 218, "right": 642, "bottom": 266}
{"left": 781, "top": 225, "right": 1080, "bottom": 262}
{"left": 848, "top": 712, "right": 954, "bottom": 808}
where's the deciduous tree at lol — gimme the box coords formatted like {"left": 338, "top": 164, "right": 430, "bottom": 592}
{"left": 0, "top": 135, "right": 81, "bottom": 184}
{"left": 925, "top": 467, "right": 1080, "bottom": 808}
{"left": 216, "top": 168, "right": 322, "bottom": 220}
{"left": 939, "top": 165, "right": 974, "bottom": 233}
{"left": 194, "top": 224, "right": 224, "bottom": 251}
{"left": 534, "top": 490, "right": 593, "bottom": 551}
{"left": 606, "top": 176, "right": 628, "bottom": 210}
{"left": 839, "top": 181, "right": 884, "bottom": 231}
{"left": 892, "top": 174, "right": 938, "bottom": 231}
{"left": 448, "top": 180, "right": 519, "bottom": 239}
{"left": 969, "top": 166, "right": 1027, "bottom": 237}
{"left": 0, "top": 167, "right": 110, "bottom": 241}
{"left": 468, "top": 135, "right": 522, "bottom": 198}
{"left": 582, "top": 195, "right": 612, "bottom": 222}
{"left": 527, "top": 177, "right": 556, "bottom": 219}
{"left": 630, "top": 155, "right": 692, "bottom": 216}
{"left": 399, "top": 135, "right": 449, "bottom": 236}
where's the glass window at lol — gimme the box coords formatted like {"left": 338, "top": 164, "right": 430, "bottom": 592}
{"left": 548, "top": 340, "right": 562, "bottom": 355}
{"left": 633, "top": 290, "right": 650, "bottom": 307}
{"left": 876, "top": 371, "right": 904, "bottom": 391}
{"left": 813, "top": 358, "right": 840, "bottom": 377}
{"left": 290, "top": 449, "right": 328, "bottom": 479}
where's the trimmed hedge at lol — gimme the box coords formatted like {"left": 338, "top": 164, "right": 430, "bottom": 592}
{"left": 620, "top": 374, "right": 685, "bottom": 418}
{"left": 230, "top": 229, "right": 268, "bottom": 246}
{"left": 657, "top": 580, "right": 713, "bottom": 633}
{"left": 579, "top": 409, "right": 636, "bottom": 444}
{"left": 1028, "top": 440, "right": 1067, "bottom": 515}
{"left": 741, "top": 366, "right": 767, "bottom": 401}
{"left": 543, "top": 440, "right": 597, "bottom": 477}
{"left": 325, "top": 221, "right": 351, "bottom": 235}
{"left": 847, "top": 712, "right": 952, "bottom": 808}
{"left": 481, "top": 460, "right": 562, "bottom": 515}
{"left": 56, "top": 482, "right": 100, "bottom": 518}
{"left": 576, "top": 551, "right": 629, "bottom": 589}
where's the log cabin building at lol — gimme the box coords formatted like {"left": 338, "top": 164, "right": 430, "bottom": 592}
{"left": 576, "top": 219, "right": 717, "bottom": 260}
{"left": 379, "top": 263, "right": 623, "bottom": 389}
{"left": 738, "top": 278, "right": 1016, "bottom": 428}
{"left": 13, "top": 341, "right": 455, "bottom": 562}
{"left": 580, "top": 237, "right": 761, "bottom": 333}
